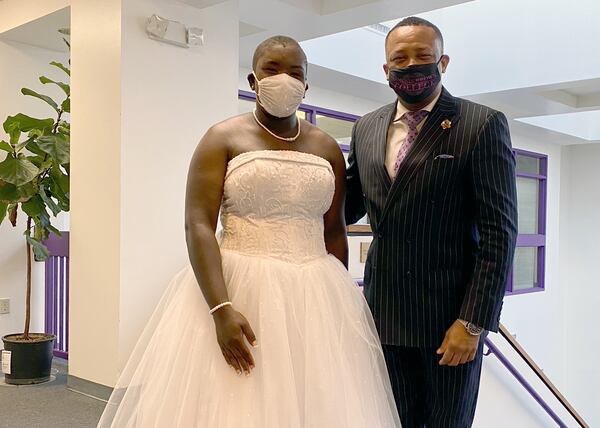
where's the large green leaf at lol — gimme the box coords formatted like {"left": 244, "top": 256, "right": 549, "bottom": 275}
{"left": 0, "top": 180, "right": 38, "bottom": 204}
{"left": 0, "top": 157, "right": 39, "bottom": 186}
{"left": 0, "top": 141, "right": 12, "bottom": 153}
{"left": 38, "top": 207, "right": 51, "bottom": 229}
{"left": 3, "top": 114, "right": 54, "bottom": 134}
{"left": 21, "top": 195, "right": 45, "bottom": 217}
{"left": 49, "top": 181, "right": 69, "bottom": 211}
{"left": 50, "top": 166, "right": 69, "bottom": 194}
{"left": 5, "top": 121, "right": 21, "bottom": 146}
{"left": 25, "top": 235, "right": 49, "bottom": 261}
{"left": 21, "top": 88, "right": 59, "bottom": 113}
{"left": 50, "top": 61, "right": 70, "bottom": 77}
{"left": 37, "top": 135, "right": 70, "bottom": 164}
{"left": 39, "top": 187, "right": 60, "bottom": 216}
{"left": 40, "top": 76, "right": 70, "bottom": 96}
{"left": 0, "top": 181, "right": 18, "bottom": 202}
{"left": 61, "top": 98, "right": 70, "bottom": 113}
{"left": 14, "top": 139, "right": 32, "bottom": 154}
{"left": 0, "top": 201, "right": 7, "bottom": 224}
{"left": 25, "top": 140, "right": 46, "bottom": 157}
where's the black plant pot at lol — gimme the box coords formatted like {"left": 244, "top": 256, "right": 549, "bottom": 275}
{"left": 2, "top": 333, "right": 55, "bottom": 385}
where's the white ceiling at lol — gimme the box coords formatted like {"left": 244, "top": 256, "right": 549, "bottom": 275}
{"left": 517, "top": 111, "right": 600, "bottom": 142}
{"left": 2, "top": 0, "right": 598, "bottom": 144}
{"left": 0, "top": 6, "right": 69, "bottom": 52}
{"left": 296, "top": 0, "right": 600, "bottom": 144}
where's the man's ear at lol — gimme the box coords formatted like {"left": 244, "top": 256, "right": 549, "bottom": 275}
{"left": 383, "top": 63, "right": 390, "bottom": 81}
{"left": 440, "top": 55, "right": 450, "bottom": 73}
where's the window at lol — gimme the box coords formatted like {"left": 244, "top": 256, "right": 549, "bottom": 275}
{"left": 506, "top": 150, "right": 547, "bottom": 295}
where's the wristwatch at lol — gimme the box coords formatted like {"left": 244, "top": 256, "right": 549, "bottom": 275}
{"left": 458, "top": 319, "right": 484, "bottom": 336}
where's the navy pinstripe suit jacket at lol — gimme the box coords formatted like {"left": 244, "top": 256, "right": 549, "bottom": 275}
{"left": 345, "top": 88, "right": 518, "bottom": 347}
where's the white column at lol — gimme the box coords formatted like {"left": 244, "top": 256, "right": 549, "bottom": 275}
{"left": 69, "top": 0, "right": 123, "bottom": 387}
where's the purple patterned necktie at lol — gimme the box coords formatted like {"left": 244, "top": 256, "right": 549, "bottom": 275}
{"left": 393, "top": 110, "right": 429, "bottom": 177}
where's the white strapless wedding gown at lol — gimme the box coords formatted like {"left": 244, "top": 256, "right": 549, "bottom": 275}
{"left": 98, "top": 150, "right": 401, "bottom": 428}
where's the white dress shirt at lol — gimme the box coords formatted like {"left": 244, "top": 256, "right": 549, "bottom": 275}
{"left": 385, "top": 93, "right": 441, "bottom": 179}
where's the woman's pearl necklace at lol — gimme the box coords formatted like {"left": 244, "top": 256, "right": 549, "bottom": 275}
{"left": 252, "top": 110, "right": 301, "bottom": 142}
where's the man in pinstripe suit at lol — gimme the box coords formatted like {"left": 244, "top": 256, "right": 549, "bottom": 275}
{"left": 345, "top": 17, "right": 518, "bottom": 427}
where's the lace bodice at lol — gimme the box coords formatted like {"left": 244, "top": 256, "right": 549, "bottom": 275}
{"left": 219, "top": 150, "right": 335, "bottom": 263}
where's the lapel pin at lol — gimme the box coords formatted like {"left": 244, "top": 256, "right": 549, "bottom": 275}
{"left": 441, "top": 119, "right": 452, "bottom": 130}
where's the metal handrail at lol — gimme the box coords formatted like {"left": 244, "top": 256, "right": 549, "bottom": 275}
{"left": 485, "top": 324, "right": 589, "bottom": 428}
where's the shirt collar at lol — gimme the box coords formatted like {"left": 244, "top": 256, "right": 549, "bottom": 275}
{"left": 393, "top": 91, "right": 442, "bottom": 122}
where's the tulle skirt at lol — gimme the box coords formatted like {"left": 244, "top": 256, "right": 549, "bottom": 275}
{"left": 97, "top": 250, "right": 401, "bottom": 427}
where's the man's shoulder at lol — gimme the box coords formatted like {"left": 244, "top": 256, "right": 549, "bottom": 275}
{"left": 355, "top": 102, "right": 395, "bottom": 129}
{"left": 452, "top": 96, "right": 505, "bottom": 123}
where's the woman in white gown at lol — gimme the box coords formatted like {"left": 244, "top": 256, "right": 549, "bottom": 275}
{"left": 98, "top": 36, "right": 400, "bottom": 428}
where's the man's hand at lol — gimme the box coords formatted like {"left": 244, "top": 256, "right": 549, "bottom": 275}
{"left": 436, "top": 320, "right": 480, "bottom": 366}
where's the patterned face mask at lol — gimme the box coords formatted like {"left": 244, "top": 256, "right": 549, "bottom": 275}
{"left": 388, "top": 58, "right": 442, "bottom": 105}
{"left": 253, "top": 72, "right": 306, "bottom": 118}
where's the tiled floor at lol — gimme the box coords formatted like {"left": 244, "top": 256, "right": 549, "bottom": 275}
{"left": 0, "top": 358, "right": 106, "bottom": 428}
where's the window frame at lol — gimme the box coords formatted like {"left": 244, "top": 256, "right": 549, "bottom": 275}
{"left": 506, "top": 149, "right": 548, "bottom": 296}
{"left": 238, "top": 91, "right": 548, "bottom": 296}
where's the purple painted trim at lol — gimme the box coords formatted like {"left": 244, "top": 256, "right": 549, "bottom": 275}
{"left": 339, "top": 143, "right": 350, "bottom": 153}
{"left": 517, "top": 234, "right": 545, "bottom": 247}
{"left": 513, "top": 148, "right": 548, "bottom": 159}
{"left": 516, "top": 172, "right": 547, "bottom": 180}
{"left": 484, "top": 339, "right": 567, "bottom": 427}
{"left": 238, "top": 89, "right": 256, "bottom": 102}
{"left": 506, "top": 286, "right": 544, "bottom": 296}
{"left": 510, "top": 149, "right": 548, "bottom": 294}
{"left": 310, "top": 106, "right": 360, "bottom": 122}
{"left": 43, "top": 231, "right": 69, "bottom": 256}
{"left": 44, "top": 232, "right": 69, "bottom": 359}
{"left": 54, "top": 350, "right": 68, "bottom": 359}
{"left": 538, "top": 155, "right": 548, "bottom": 236}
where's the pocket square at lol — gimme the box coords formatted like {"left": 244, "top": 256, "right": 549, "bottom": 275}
{"left": 434, "top": 154, "right": 455, "bottom": 160}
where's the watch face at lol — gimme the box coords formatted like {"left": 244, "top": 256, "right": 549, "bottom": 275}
{"left": 467, "top": 323, "right": 483, "bottom": 335}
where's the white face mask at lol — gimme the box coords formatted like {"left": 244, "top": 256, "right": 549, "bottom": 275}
{"left": 253, "top": 72, "right": 306, "bottom": 118}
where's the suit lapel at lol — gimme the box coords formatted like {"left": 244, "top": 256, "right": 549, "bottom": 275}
{"left": 373, "top": 103, "right": 395, "bottom": 194}
{"left": 379, "top": 88, "right": 460, "bottom": 225}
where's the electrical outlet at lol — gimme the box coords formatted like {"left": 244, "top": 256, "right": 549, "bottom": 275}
{"left": 0, "top": 298, "right": 9, "bottom": 314}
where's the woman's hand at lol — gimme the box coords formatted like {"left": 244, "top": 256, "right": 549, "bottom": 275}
{"left": 213, "top": 306, "right": 257, "bottom": 375}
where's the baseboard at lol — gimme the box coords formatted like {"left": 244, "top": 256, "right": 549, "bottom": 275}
{"left": 67, "top": 374, "right": 113, "bottom": 401}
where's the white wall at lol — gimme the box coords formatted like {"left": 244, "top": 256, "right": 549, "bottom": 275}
{"left": 476, "top": 333, "right": 581, "bottom": 428}
{"left": 499, "top": 132, "right": 567, "bottom": 390}
{"left": 0, "top": 40, "right": 69, "bottom": 340}
{"left": 118, "top": 0, "right": 240, "bottom": 371}
{"left": 559, "top": 143, "right": 600, "bottom": 426}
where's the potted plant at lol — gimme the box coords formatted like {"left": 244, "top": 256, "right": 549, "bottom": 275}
{"left": 0, "top": 29, "right": 70, "bottom": 385}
